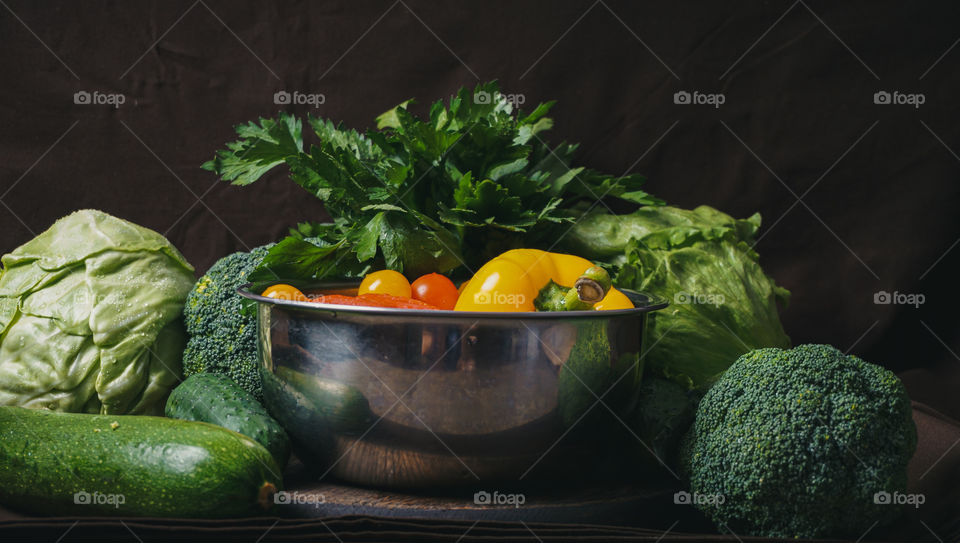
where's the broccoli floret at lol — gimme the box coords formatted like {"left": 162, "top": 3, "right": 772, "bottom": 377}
{"left": 682, "top": 344, "right": 917, "bottom": 539}
{"left": 182, "top": 245, "right": 272, "bottom": 400}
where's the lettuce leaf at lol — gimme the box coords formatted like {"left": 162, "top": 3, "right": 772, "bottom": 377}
{"left": 0, "top": 210, "right": 195, "bottom": 414}
{"left": 563, "top": 205, "right": 790, "bottom": 389}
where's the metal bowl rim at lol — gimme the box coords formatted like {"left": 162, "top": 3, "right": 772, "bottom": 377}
{"left": 238, "top": 283, "right": 668, "bottom": 319}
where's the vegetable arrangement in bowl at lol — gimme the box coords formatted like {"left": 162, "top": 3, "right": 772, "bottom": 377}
{"left": 259, "top": 249, "right": 634, "bottom": 312}
{"left": 242, "top": 263, "right": 661, "bottom": 487}
{"left": 203, "top": 81, "right": 789, "bottom": 391}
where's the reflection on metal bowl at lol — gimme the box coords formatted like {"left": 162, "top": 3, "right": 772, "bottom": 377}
{"left": 239, "top": 285, "right": 667, "bottom": 488}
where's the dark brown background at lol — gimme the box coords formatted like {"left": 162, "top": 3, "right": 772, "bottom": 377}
{"left": 1, "top": 0, "right": 958, "bottom": 377}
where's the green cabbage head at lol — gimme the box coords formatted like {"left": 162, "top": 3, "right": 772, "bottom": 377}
{"left": 0, "top": 210, "right": 195, "bottom": 415}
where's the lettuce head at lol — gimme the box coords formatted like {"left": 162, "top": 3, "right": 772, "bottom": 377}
{"left": 564, "top": 205, "right": 791, "bottom": 389}
{"left": 0, "top": 210, "right": 195, "bottom": 414}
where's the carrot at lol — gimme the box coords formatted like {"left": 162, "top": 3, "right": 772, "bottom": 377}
{"left": 311, "top": 293, "right": 439, "bottom": 310}
{"left": 310, "top": 294, "right": 370, "bottom": 307}
{"left": 359, "top": 293, "right": 439, "bottom": 309}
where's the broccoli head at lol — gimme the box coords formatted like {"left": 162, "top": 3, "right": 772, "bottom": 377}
{"left": 682, "top": 344, "right": 916, "bottom": 539}
{"left": 182, "top": 245, "right": 271, "bottom": 400}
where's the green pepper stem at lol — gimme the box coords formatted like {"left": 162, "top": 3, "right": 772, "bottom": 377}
{"left": 534, "top": 266, "right": 614, "bottom": 311}
{"left": 574, "top": 266, "right": 612, "bottom": 304}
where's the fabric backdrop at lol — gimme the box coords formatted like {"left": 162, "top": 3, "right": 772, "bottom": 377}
{"left": 1, "top": 0, "right": 957, "bottom": 377}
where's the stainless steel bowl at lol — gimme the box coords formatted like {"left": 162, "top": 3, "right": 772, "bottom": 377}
{"left": 239, "top": 285, "right": 667, "bottom": 488}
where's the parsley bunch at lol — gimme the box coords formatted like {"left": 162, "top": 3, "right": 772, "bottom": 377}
{"left": 203, "top": 82, "right": 661, "bottom": 282}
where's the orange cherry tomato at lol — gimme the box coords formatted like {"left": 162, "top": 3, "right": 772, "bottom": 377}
{"left": 411, "top": 273, "right": 459, "bottom": 310}
{"left": 261, "top": 284, "right": 308, "bottom": 302}
{"left": 358, "top": 270, "right": 412, "bottom": 298}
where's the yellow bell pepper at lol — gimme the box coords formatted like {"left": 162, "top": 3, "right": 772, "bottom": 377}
{"left": 594, "top": 287, "right": 633, "bottom": 311}
{"left": 454, "top": 249, "right": 634, "bottom": 311}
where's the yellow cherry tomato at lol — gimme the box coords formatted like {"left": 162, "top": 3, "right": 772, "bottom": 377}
{"left": 261, "top": 283, "right": 308, "bottom": 302}
{"left": 358, "top": 270, "right": 412, "bottom": 298}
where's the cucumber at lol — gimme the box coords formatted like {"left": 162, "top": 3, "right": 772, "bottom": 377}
{"left": 0, "top": 406, "right": 282, "bottom": 517}
{"left": 258, "top": 367, "right": 373, "bottom": 468}
{"left": 275, "top": 366, "right": 373, "bottom": 433}
{"left": 166, "top": 373, "right": 291, "bottom": 468}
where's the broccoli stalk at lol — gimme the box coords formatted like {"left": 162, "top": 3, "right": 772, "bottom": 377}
{"left": 681, "top": 344, "right": 917, "bottom": 539}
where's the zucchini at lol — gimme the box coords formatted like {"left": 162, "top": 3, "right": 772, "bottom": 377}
{"left": 166, "top": 373, "right": 291, "bottom": 468}
{"left": 0, "top": 406, "right": 282, "bottom": 517}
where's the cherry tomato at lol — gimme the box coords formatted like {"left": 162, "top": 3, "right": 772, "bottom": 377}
{"left": 411, "top": 273, "right": 460, "bottom": 310}
{"left": 261, "top": 284, "right": 308, "bottom": 302}
{"left": 358, "top": 270, "right": 412, "bottom": 298}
